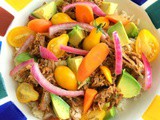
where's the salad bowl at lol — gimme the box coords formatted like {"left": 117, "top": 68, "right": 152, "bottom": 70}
{"left": 0, "top": 0, "right": 160, "bottom": 120}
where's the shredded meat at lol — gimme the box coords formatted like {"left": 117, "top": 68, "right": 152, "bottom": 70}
{"left": 123, "top": 51, "right": 144, "bottom": 78}
{"left": 28, "top": 33, "right": 46, "bottom": 57}
{"left": 38, "top": 59, "right": 56, "bottom": 85}
{"left": 64, "top": 97, "right": 83, "bottom": 120}
{"left": 60, "top": 52, "right": 76, "bottom": 60}
{"left": 93, "top": 85, "right": 123, "bottom": 110}
{"left": 16, "top": 58, "right": 56, "bottom": 87}
{"left": 90, "top": 68, "right": 110, "bottom": 88}
{"left": 52, "top": 30, "right": 67, "bottom": 38}
{"left": 39, "top": 90, "right": 51, "bottom": 111}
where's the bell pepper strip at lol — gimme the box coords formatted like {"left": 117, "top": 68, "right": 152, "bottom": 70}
{"left": 141, "top": 53, "right": 152, "bottom": 90}
{"left": 10, "top": 59, "right": 34, "bottom": 76}
{"left": 113, "top": 31, "right": 122, "bottom": 75}
{"left": 77, "top": 43, "right": 109, "bottom": 82}
{"left": 60, "top": 45, "right": 88, "bottom": 55}
{"left": 83, "top": 25, "right": 102, "bottom": 51}
{"left": 15, "top": 35, "right": 35, "bottom": 57}
{"left": 90, "top": 17, "right": 110, "bottom": 29}
{"left": 100, "top": 66, "right": 112, "bottom": 84}
{"left": 83, "top": 89, "right": 97, "bottom": 114}
{"left": 28, "top": 19, "right": 52, "bottom": 33}
{"left": 49, "top": 22, "right": 108, "bottom": 40}
{"left": 106, "top": 14, "right": 129, "bottom": 25}
{"left": 75, "top": 5, "right": 94, "bottom": 23}
{"left": 30, "top": 63, "right": 84, "bottom": 97}
{"left": 51, "top": 13, "right": 75, "bottom": 25}
{"left": 40, "top": 46, "right": 58, "bottom": 61}
{"left": 62, "top": 2, "right": 106, "bottom": 16}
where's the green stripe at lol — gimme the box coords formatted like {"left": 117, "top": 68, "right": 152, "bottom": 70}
{"left": 0, "top": 73, "right": 7, "bottom": 99}
{"left": 146, "top": 1, "right": 160, "bottom": 29}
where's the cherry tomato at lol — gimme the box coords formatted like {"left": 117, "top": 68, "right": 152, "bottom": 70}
{"left": 54, "top": 66, "right": 77, "bottom": 90}
{"left": 7, "top": 26, "right": 35, "bottom": 48}
{"left": 16, "top": 83, "right": 39, "bottom": 103}
{"left": 135, "top": 29, "right": 160, "bottom": 62}
{"left": 47, "top": 34, "right": 69, "bottom": 58}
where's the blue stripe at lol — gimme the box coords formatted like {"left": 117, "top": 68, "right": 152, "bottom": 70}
{"left": 0, "top": 101, "right": 27, "bottom": 120}
{"left": 0, "top": 41, "right": 1, "bottom": 52}
{"left": 146, "top": 1, "right": 160, "bottom": 29}
{"left": 131, "top": 0, "right": 147, "bottom": 5}
{"left": 0, "top": 73, "right": 7, "bottom": 99}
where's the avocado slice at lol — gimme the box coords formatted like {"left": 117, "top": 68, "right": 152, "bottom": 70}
{"left": 100, "top": 2, "right": 118, "bottom": 15}
{"left": 32, "top": 1, "right": 57, "bottom": 20}
{"left": 68, "top": 25, "right": 85, "bottom": 47}
{"left": 125, "top": 22, "right": 139, "bottom": 38}
{"left": 117, "top": 70, "right": 141, "bottom": 98}
{"left": 50, "top": 94, "right": 70, "bottom": 119}
{"left": 104, "top": 107, "right": 116, "bottom": 120}
{"left": 67, "top": 56, "right": 83, "bottom": 74}
{"left": 108, "top": 22, "right": 129, "bottom": 46}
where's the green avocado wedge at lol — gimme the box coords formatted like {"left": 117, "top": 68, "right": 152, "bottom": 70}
{"left": 125, "top": 22, "right": 139, "bottom": 38}
{"left": 32, "top": 1, "right": 57, "bottom": 20}
{"left": 107, "top": 22, "right": 129, "bottom": 46}
{"left": 50, "top": 94, "right": 70, "bottom": 119}
{"left": 100, "top": 2, "right": 118, "bottom": 15}
{"left": 68, "top": 25, "right": 85, "bottom": 47}
{"left": 67, "top": 56, "right": 83, "bottom": 74}
{"left": 117, "top": 70, "right": 141, "bottom": 98}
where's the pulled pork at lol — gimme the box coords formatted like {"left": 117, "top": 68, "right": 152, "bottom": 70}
{"left": 90, "top": 68, "right": 110, "bottom": 88}
{"left": 38, "top": 59, "right": 56, "bottom": 85}
{"left": 64, "top": 97, "right": 83, "bottom": 120}
{"left": 39, "top": 90, "right": 51, "bottom": 111}
{"left": 123, "top": 51, "right": 144, "bottom": 78}
{"left": 93, "top": 85, "right": 123, "bottom": 110}
{"left": 28, "top": 33, "right": 47, "bottom": 57}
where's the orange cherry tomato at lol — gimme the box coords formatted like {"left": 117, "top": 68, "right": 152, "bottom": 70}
{"left": 54, "top": 66, "right": 77, "bottom": 90}
{"left": 7, "top": 26, "right": 35, "bottom": 48}
{"left": 135, "top": 29, "right": 160, "bottom": 62}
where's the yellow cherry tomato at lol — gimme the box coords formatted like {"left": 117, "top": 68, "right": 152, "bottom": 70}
{"left": 7, "top": 26, "right": 35, "bottom": 48}
{"left": 51, "top": 13, "right": 75, "bottom": 24}
{"left": 81, "top": 110, "right": 106, "bottom": 120}
{"left": 135, "top": 29, "right": 160, "bottom": 62}
{"left": 83, "top": 28, "right": 102, "bottom": 50}
{"left": 90, "top": 17, "right": 110, "bottom": 29}
{"left": 16, "top": 83, "right": 39, "bottom": 103}
{"left": 100, "top": 66, "right": 112, "bottom": 84}
{"left": 47, "top": 34, "right": 69, "bottom": 58}
{"left": 54, "top": 66, "right": 77, "bottom": 90}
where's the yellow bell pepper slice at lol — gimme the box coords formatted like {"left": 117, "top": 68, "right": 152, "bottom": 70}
{"left": 100, "top": 66, "right": 112, "bottom": 84}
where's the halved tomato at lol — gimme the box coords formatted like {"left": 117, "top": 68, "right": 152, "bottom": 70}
{"left": 135, "top": 29, "right": 160, "bottom": 62}
{"left": 7, "top": 26, "right": 35, "bottom": 48}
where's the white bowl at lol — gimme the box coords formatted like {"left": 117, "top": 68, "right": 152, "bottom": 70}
{"left": 1, "top": 0, "right": 160, "bottom": 120}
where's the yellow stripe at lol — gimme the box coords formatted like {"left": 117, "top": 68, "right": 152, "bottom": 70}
{"left": 5, "top": 0, "right": 32, "bottom": 11}
{"left": 142, "top": 95, "right": 160, "bottom": 120}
